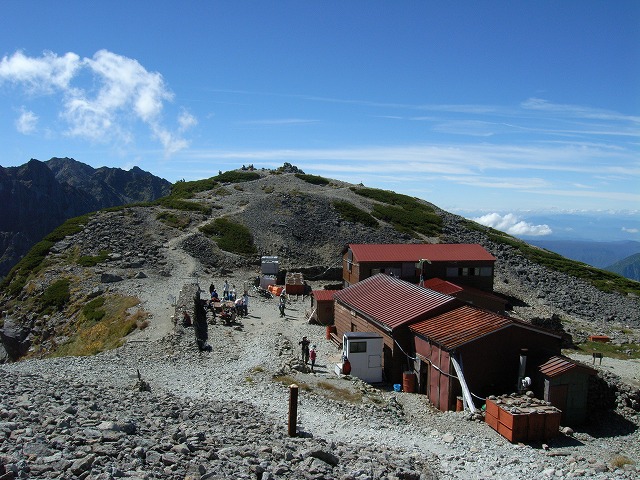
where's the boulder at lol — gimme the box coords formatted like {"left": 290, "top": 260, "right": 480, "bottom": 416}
{"left": 0, "top": 316, "right": 31, "bottom": 361}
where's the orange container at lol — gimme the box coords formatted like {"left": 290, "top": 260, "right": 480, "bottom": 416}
{"left": 402, "top": 372, "right": 416, "bottom": 393}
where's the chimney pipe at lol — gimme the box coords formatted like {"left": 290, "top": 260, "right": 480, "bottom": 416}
{"left": 517, "top": 348, "right": 528, "bottom": 393}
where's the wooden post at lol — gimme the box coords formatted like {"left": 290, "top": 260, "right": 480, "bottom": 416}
{"left": 288, "top": 384, "right": 299, "bottom": 437}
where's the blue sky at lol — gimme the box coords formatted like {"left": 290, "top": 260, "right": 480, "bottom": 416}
{"left": 1, "top": 1, "right": 638, "bottom": 240}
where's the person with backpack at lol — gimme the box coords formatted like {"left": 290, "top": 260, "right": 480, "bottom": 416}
{"left": 309, "top": 345, "right": 317, "bottom": 372}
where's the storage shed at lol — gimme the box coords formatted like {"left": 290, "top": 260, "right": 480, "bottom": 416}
{"left": 335, "top": 332, "right": 383, "bottom": 383}
{"left": 310, "top": 290, "right": 337, "bottom": 326}
{"left": 538, "top": 356, "right": 597, "bottom": 426}
{"left": 409, "top": 305, "right": 562, "bottom": 412}
{"left": 333, "top": 274, "right": 459, "bottom": 384}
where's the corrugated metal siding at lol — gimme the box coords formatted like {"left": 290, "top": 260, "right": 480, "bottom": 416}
{"left": 422, "top": 278, "right": 463, "bottom": 295}
{"left": 333, "top": 274, "right": 457, "bottom": 331}
{"left": 539, "top": 356, "right": 597, "bottom": 378}
{"left": 409, "top": 305, "right": 513, "bottom": 350}
{"left": 349, "top": 243, "right": 496, "bottom": 263}
{"left": 312, "top": 290, "right": 338, "bottom": 302}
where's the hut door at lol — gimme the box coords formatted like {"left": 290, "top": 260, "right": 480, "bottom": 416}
{"left": 549, "top": 384, "right": 569, "bottom": 421}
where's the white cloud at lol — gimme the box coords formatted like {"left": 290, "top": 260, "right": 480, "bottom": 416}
{"left": 0, "top": 50, "right": 80, "bottom": 93}
{"left": 473, "top": 212, "right": 552, "bottom": 237}
{"left": 15, "top": 108, "right": 38, "bottom": 134}
{"left": 622, "top": 227, "right": 639, "bottom": 234}
{"left": 178, "top": 109, "right": 198, "bottom": 132}
{"left": 0, "top": 49, "right": 190, "bottom": 155}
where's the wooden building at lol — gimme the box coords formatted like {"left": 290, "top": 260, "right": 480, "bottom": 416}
{"left": 538, "top": 356, "right": 597, "bottom": 425}
{"left": 422, "top": 278, "right": 508, "bottom": 314}
{"left": 333, "top": 274, "right": 459, "bottom": 384}
{"left": 310, "top": 290, "right": 338, "bottom": 326}
{"left": 409, "top": 305, "right": 562, "bottom": 412}
{"left": 342, "top": 243, "right": 496, "bottom": 292}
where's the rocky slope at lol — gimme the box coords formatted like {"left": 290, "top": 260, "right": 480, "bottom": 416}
{"left": 0, "top": 157, "right": 171, "bottom": 278}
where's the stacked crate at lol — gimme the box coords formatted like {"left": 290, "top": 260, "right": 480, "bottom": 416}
{"left": 485, "top": 395, "right": 561, "bottom": 443}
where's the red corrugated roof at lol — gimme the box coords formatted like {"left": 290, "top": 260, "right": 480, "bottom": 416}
{"left": 409, "top": 305, "right": 513, "bottom": 350}
{"left": 333, "top": 274, "right": 457, "bottom": 332}
{"left": 348, "top": 243, "right": 496, "bottom": 262}
{"left": 539, "top": 356, "right": 597, "bottom": 378}
{"left": 312, "top": 290, "right": 338, "bottom": 302}
{"left": 422, "top": 278, "right": 463, "bottom": 295}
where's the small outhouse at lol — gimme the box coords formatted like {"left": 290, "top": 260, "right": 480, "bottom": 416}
{"left": 335, "top": 332, "right": 383, "bottom": 383}
{"left": 538, "top": 356, "right": 597, "bottom": 426}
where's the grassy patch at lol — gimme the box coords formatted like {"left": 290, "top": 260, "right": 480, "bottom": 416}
{"left": 611, "top": 455, "right": 635, "bottom": 468}
{"left": 273, "top": 375, "right": 312, "bottom": 391}
{"left": 1, "top": 214, "right": 90, "bottom": 296}
{"left": 52, "top": 295, "right": 143, "bottom": 357}
{"left": 262, "top": 185, "right": 275, "bottom": 194}
{"left": 214, "top": 187, "right": 232, "bottom": 196}
{"left": 41, "top": 278, "right": 71, "bottom": 313}
{"left": 332, "top": 200, "right": 379, "bottom": 228}
{"left": 295, "top": 173, "right": 330, "bottom": 185}
{"left": 199, "top": 218, "right": 257, "bottom": 256}
{"left": 351, "top": 186, "right": 442, "bottom": 237}
{"left": 566, "top": 341, "right": 640, "bottom": 360}
{"left": 156, "top": 211, "right": 191, "bottom": 230}
{"left": 154, "top": 196, "right": 211, "bottom": 213}
{"left": 316, "top": 381, "right": 363, "bottom": 403}
{"left": 77, "top": 250, "right": 110, "bottom": 267}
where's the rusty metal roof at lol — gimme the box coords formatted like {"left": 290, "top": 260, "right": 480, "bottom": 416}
{"left": 348, "top": 243, "right": 496, "bottom": 263}
{"left": 333, "top": 274, "right": 457, "bottom": 332}
{"left": 409, "top": 305, "right": 514, "bottom": 350}
{"left": 422, "top": 278, "right": 463, "bottom": 295}
{"left": 539, "top": 356, "right": 597, "bottom": 378}
{"left": 311, "top": 290, "right": 338, "bottom": 302}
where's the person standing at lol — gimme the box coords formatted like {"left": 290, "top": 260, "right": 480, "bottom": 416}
{"left": 279, "top": 295, "right": 286, "bottom": 317}
{"left": 242, "top": 291, "right": 249, "bottom": 316}
{"left": 223, "top": 280, "right": 229, "bottom": 300}
{"left": 299, "top": 336, "right": 310, "bottom": 364}
{"left": 309, "top": 345, "right": 317, "bottom": 372}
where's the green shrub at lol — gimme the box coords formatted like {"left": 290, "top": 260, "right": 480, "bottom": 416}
{"left": 156, "top": 211, "right": 191, "bottom": 229}
{"left": 350, "top": 186, "right": 442, "bottom": 237}
{"left": 332, "top": 200, "right": 379, "bottom": 228}
{"left": 170, "top": 178, "right": 218, "bottom": 199}
{"left": 41, "top": 279, "right": 71, "bottom": 313}
{"left": 78, "top": 250, "right": 110, "bottom": 267}
{"left": 214, "top": 171, "right": 261, "bottom": 183}
{"left": 199, "top": 218, "right": 257, "bottom": 256}
{"left": 82, "top": 296, "right": 106, "bottom": 323}
{"left": 295, "top": 173, "right": 330, "bottom": 185}
{"left": 154, "top": 196, "right": 210, "bottom": 213}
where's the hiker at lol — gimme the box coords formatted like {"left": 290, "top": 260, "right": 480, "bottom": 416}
{"left": 223, "top": 280, "right": 229, "bottom": 300}
{"left": 210, "top": 287, "right": 219, "bottom": 301}
{"left": 309, "top": 345, "right": 317, "bottom": 372}
{"left": 235, "top": 296, "right": 245, "bottom": 317}
{"left": 193, "top": 294, "right": 212, "bottom": 352}
{"left": 279, "top": 295, "right": 286, "bottom": 317}
{"left": 230, "top": 284, "right": 237, "bottom": 301}
{"left": 299, "top": 336, "right": 310, "bottom": 364}
{"left": 242, "top": 291, "right": 249, "bottom": 316}
{"left": 209, "top": 283, "right": 215, "bottom": 295}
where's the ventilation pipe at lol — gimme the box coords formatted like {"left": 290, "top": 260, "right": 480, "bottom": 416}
{"left": 517, "top": 348, "right": 528, "bottom": 392}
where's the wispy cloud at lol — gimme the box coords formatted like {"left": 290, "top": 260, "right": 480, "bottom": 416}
{"left": 15, "top": 108, "right": 38, "bottom": 134}
{"left": 240, "top": 118, "right": 319, "bottom": 126}
{"left": 473, "top": 212, "right": 552, "bottom": 236}
{"left": 0, "top": 49, "right": 195, "bottom": 155}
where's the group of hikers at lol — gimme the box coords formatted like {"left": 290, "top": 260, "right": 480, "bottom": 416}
{"left": 181, "top": 281, "right": 320, "bottom": 372}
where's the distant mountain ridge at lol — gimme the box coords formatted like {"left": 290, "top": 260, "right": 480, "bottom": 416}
{"left": 0, "top": 157, "right": 171, "bottom": 277}
{"left": 528, "top": 239, "right": 640, "bottom": 269}
{"left": 606, "top": 253, "right": 640, "bottom": 282}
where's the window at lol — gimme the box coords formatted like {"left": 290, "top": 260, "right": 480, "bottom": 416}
{"left": 349, "top": 341, "right": 367, "bottom": 353}
{"left": 480, "top": 267, "right": 492, "bottom": 277}
{"left": 347, "top": 251, "right": 353, "bottom": 272}
{"left": 446, "top": 267, "right": 458, "bottom": 277}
